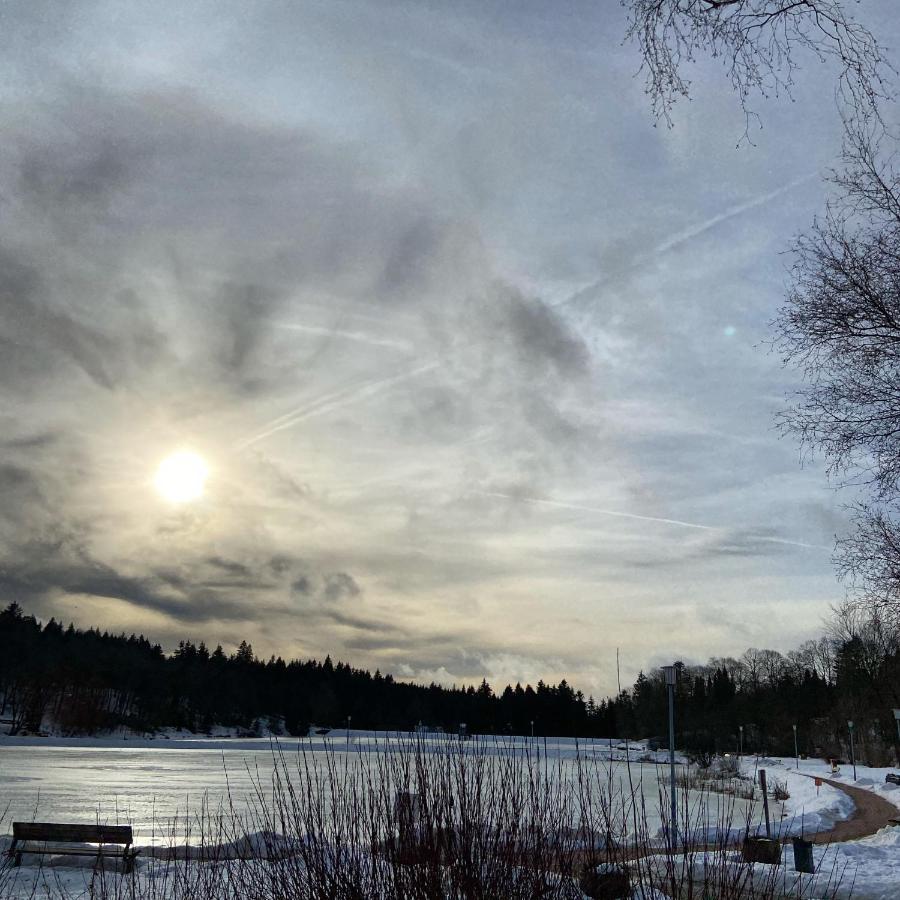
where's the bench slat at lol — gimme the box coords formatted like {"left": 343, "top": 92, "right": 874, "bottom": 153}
{"left": 18, "top": 846, "right": 131, "bottom": 857}
{"left": 13, "top": 823, "right": 133, "bottom": 844}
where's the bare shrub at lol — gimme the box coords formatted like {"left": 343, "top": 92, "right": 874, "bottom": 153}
{"left": 770, "top": 779, "right": 791, "bottom": 803}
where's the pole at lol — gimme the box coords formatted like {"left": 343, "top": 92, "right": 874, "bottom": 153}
{"left": 759, "top": 768, "right": 772, "bottom": 838}
{"left": 530, "top": 720, "right": 534, "bottom": 740}
{"left": 664, "top": 665, "right": 677, "bottom": 850}
{"left": 739, "top": 725, "right": 743, "bottom": 765}
{"left": 347, "top": 715, "right": 351, "bottom": 745}
{"left": 893, "top": 710, "right": 900, "bottom": 765}
{"left": 896, "top": 717, "right": 900, "bottom": 765}
{"left": 793, "top": 724, "right": 799, "bottom": 770}
{"left": 848, "top": 721, "right": 857, "bottom": 781}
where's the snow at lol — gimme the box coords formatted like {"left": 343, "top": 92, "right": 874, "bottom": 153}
{"left": 727, "top": 755, "right": 900, "bottom": 899}
{"left": 4, "top": 737, "right": 900, "bottom": 899}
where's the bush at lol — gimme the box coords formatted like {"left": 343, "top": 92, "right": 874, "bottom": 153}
{"left": 770, "top": 778, "right": 790, "bottom": 802}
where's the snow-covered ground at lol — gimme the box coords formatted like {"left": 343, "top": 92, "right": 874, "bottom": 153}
{"left": 3, "top": 736, "right": 899, "bottom": 898}
{"left": 732, "top": 755, "right": 900, "bottom": 899}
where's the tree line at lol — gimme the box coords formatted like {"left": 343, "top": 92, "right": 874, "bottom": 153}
{"left": 3, "top": 601, "right": 900, "bottom": 764}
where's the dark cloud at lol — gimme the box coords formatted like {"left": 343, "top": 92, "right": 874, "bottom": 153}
{"left": 321, "top": 609, "right": 395, "bottom": 633}
{"left": 1, "top": 431, "right": 61, "bottom": 450}
{"left": 323, "top": 572, "right": 361, "bottom": 602}
{"left": 19, "top": 140, "right": 131, "bottom": 211}
{"left": 206, "top": 556, "right": 253, "bottom": 579}
{"left": 0, "top": 548, "right": 257, "bottom": 626}
{"left": 504, "top": 292, "right": 589, "bottom": 378}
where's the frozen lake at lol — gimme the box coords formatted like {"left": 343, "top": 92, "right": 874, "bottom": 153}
{"left": 0, "top": 733, "right": 763, "bottom": 846}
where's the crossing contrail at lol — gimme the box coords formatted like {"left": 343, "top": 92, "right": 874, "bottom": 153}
{"left": 236, "top": 361, "right": 439, "bottom": 450}
{"left": 476, "top": 491, "right": 829, "bottom": 551}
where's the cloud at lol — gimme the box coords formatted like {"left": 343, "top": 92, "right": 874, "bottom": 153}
{"left": 323, "top": 572, "right": 361, "bottom": 602}
{"left": 0, "top": 0, "right": 855, "bottom": 697}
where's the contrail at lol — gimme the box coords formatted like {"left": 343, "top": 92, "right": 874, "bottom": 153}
{"left": 654, "top": 172, "right": 818, "bottom": 255}
{"left": 274, "top": 322, "right": 413, "bottom": 352}
{"left": 479, "top": 491, "right": 713, "bottom": 531}
{"left": 476, "top": 491, "right": 829, "bottom": 551}
{"left": 556, "top": 171, "right": 818, "bottom": 308}
{"left": 236, "top": 361, "right": 438, "bottom": 450}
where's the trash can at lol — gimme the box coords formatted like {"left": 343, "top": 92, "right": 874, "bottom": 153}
{"left": 742, "top": 836, "right": 782, "bottom": 865}
{"left": 792, "top": 837, "right": 814, "bottom": 874}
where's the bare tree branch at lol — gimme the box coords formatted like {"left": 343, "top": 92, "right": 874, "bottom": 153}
{"left": 623, "top": 0, "right": 890, "bottom": 133}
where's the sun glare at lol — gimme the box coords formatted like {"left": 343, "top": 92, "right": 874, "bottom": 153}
{"left": 155, "top": 451, "right": 208, "bottom": 503}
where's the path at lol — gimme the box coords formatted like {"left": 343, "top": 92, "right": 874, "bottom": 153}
{"left": 805, "top": 776, "right": 897, "bottom": 845}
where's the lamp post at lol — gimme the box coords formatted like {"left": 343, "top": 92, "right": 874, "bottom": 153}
{"left": 848, "top": 720, "right": 857, "bottom": 781}
{"left": 793, "top": 724, "right": 799, "bottom": 770}
{"left": 347, "top": 715, "right": 352, "bottom": 745}
{"left": 663, "top": 665, "right": 677, "bottom": 850}
{"left": 530, "top": 720, "right": 534, "bottom": 740}
{"left": 739, "top": 725, "right": 744, "bottom": 765}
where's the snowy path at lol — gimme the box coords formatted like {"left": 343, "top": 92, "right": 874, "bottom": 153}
{"left": 805, "top": 776, "right": 897, "bottom": 845}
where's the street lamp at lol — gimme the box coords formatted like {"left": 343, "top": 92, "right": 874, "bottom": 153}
{"left": 530, "top": 720, "right": 534, "bottom": 740}
{"left": 347, "top": 715, "right": 352, "bottom": 745}
{"left": 739, "top": 725, "right": 744, "bottom": 764}
{"left": 848, "top": 720, "right": 857, "bottom": 781}
{"left": 793, "top": 724, "right": 799, "bottom": 770}
{"left": 663, "top": 665, "right": 677, "bottom": 850}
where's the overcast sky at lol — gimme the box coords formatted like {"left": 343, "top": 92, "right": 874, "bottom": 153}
{"left": 2, "top": 0, "right": 897, "bottom": 697}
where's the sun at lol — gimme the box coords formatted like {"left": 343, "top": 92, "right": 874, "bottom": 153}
{"left": 154, "top": 451, "right": 209, "bottom": 503}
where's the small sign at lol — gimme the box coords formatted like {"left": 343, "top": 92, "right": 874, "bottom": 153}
{"left": 814, "top": 777, "right": 822, "bottom": 787}
{"left": 893, "top": 709, "right": 900, "bottom": 721}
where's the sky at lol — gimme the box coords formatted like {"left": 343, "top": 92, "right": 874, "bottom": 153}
{"left": 2, "top": 0, "right": 897, "bottom": 698}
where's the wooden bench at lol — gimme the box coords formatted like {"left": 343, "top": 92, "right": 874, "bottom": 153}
{"left": 7, "top": 823, "right": 140, "bottom": 872}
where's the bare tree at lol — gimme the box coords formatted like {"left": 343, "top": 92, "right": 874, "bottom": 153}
{"left": 836, "top": 505, "right": 900, "bottom": 626}
{"left": 623, "top": 0, "right": 888, "bottom": 139}
{"left": 774, "top": 124, "right": 900, "bottom": 623}
{"left": 813, "top": 634, "right": 838, "bottom": 684}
